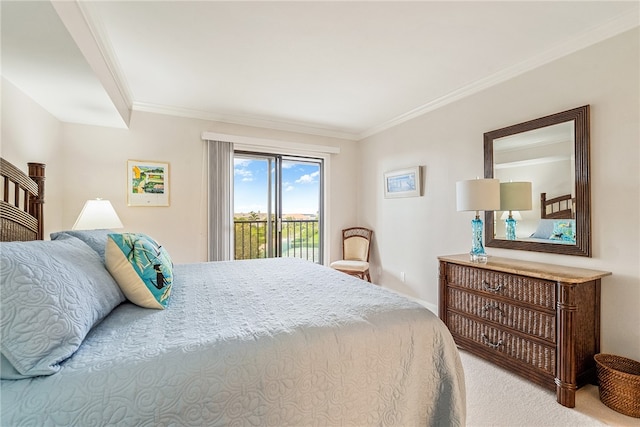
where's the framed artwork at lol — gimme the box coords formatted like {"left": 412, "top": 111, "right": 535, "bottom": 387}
{"left": 384, "top": 166, "right": 422, "bottom": 198}
{"left": 127, "top": 160, "right": 170, "bottom": 206}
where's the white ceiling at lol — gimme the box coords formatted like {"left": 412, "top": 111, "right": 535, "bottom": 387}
{"left": 2, "top": 1, "right": 638, "bottom": 141}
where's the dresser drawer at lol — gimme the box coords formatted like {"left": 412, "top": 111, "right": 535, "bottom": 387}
{"left": 447, "top": 311, "right": 556, "bottom": 377}
{"left": 445, "top": 263, "right": 556, "bottom": 310}
{"left": 447, "top": 287, "right": 556, "bottom": 342}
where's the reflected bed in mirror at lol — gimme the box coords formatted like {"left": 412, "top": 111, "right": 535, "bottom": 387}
{"left": 484, "top": 105, "right": 591, "bottom": 257}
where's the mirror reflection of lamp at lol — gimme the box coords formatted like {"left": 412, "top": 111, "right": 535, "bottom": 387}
{"left": 456, "top": 178, "right": 501, "bottom": 263}
{"left": 500, "top": 210, "right": 522, "bottom": 221}
{"left": 500, "top": 211, "right": 523, "bottom": 220}
{"left": 500, "top": 182, "right": 532, "bottom": 240}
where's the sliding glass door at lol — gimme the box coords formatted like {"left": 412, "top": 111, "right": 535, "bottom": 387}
{"left": 233, "top": 152, "right": 323, "bottom": 263}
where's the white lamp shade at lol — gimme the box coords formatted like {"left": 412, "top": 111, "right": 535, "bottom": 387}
{"left": 456, "top": 178, "right": 501, "bottom": 212}
{"left": 500, "top": 182, "right": 532, "bottom": 211}
{"left": 72, "top": 199, "right": 124, "bottom": 230}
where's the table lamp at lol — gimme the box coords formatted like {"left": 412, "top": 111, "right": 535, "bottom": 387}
{"left": 72, "top": 199, "right": 124, "bottom": 230}
{"left": 456, "top": 178, "right": 500, "bottom": 262}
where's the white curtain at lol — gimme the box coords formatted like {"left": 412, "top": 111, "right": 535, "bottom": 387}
{"left": 206, "top": 140, "right": 234, "bottom": 261}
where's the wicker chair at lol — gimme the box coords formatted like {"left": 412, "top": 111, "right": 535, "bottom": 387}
{"left": 330, "top": 227, "right": 373, "bottom": 282}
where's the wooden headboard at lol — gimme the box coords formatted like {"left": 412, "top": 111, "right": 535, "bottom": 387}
{"left": 0, "top": 158, "right": 46, "bottom": 241}
{"left": 540, "top": 192, "right": 574, "bottom": 220}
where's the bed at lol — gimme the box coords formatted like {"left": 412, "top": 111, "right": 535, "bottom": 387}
{"left": 0, "top": 157, "right": 466, "bottom": 426}
{"left": 521, "top": 192, "right": 576, "bottom": 245}
{"left": 540, "top": 192, "right": 575, "bottom": 220}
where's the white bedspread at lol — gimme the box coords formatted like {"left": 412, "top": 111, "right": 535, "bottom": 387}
{"left": 1, "top": 258, "right": 465, "bottom": 426}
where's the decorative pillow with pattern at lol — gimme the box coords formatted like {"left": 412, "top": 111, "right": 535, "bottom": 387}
{"left": 106, "top": 233, "right": 173, "bottom": 309}
{"left": 549, "top": 220, "right": 576, "bottom": 243}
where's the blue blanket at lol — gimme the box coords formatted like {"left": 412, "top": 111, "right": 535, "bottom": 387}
{"left": 1, "top": 258, "right": 465, "bottom": 426}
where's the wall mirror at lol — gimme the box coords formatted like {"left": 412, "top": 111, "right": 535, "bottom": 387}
{"left": 484, "top": 105, "right": 591, "bottom": 257}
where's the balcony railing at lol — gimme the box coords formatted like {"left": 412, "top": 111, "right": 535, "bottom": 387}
{"left": 234, "top": 219, "right": 320, "bottom": 263}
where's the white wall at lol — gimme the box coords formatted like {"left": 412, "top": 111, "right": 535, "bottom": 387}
{"left": 1, "top": 78, "right": 64, "bottom": 234}
{"left": 358, "top": 28, "right": 640, "bottom": 361}
{"left": 2, "top": 82, "right": 359, "bottom": 264}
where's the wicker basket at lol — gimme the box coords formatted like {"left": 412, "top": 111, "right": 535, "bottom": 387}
{"left": 594, "top": 353, "right": 640, "bottom": 418}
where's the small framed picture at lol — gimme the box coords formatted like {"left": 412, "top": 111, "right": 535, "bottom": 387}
{"left": 127, "top": 160, "right": 170, "bottom": 207}
{"left": 384, "top": 166, "right": 422, "bottom": 198}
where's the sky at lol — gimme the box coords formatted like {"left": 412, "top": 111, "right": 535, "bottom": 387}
{"left": 234, "top": 157, "right": 320, "bottom": 215}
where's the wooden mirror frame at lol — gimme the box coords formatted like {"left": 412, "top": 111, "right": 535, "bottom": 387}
{"left": 484, "top": 105, "right": 591, "bottom": 257}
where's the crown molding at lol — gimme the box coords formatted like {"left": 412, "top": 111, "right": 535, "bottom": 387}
{"left": 358, "top": 8, "right": 640, "bottom": 140}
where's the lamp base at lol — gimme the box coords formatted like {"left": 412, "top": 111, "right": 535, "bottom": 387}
{"left": 470, "top": 216, "right": 488, "bottom": 263}
{"left": 505, "top": 216, "right": 517, "bottom": 240}
{"left": 469, "top": 251, "right": 488, "bottom": 264}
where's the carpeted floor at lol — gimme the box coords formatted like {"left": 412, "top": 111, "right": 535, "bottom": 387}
{"left": 460, "top": 350, "right": 640, "bottom": 426}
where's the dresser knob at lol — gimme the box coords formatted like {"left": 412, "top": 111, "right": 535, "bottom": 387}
{"left": 481, "top": 333, "right": 504, "bottom": 349}
{"left": 482, "top": 280, "right": 502, "bottom": 292}
{"left": 482, "top": 303, "right": 505, "bottom": 317}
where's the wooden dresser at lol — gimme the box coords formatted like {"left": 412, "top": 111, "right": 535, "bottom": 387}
{"left": 438, "top": 254, "right": 611, "bottom": 408}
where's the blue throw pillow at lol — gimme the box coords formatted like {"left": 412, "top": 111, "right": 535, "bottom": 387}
{"left": 51, "top": 229, "right": 114, "bottom": 262}
{"left": 105, "top": 233, "right": 173, "bottom": 309}
{"left": 530, "top": 219, "right": 557, "bottom": 239}
{"left": 0, "top": 236, "right": 125, "bottom": 378}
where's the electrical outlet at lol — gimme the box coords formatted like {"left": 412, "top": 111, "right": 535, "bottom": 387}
{"left": 400, "top": 272, "right": 405, "bottom": 282}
